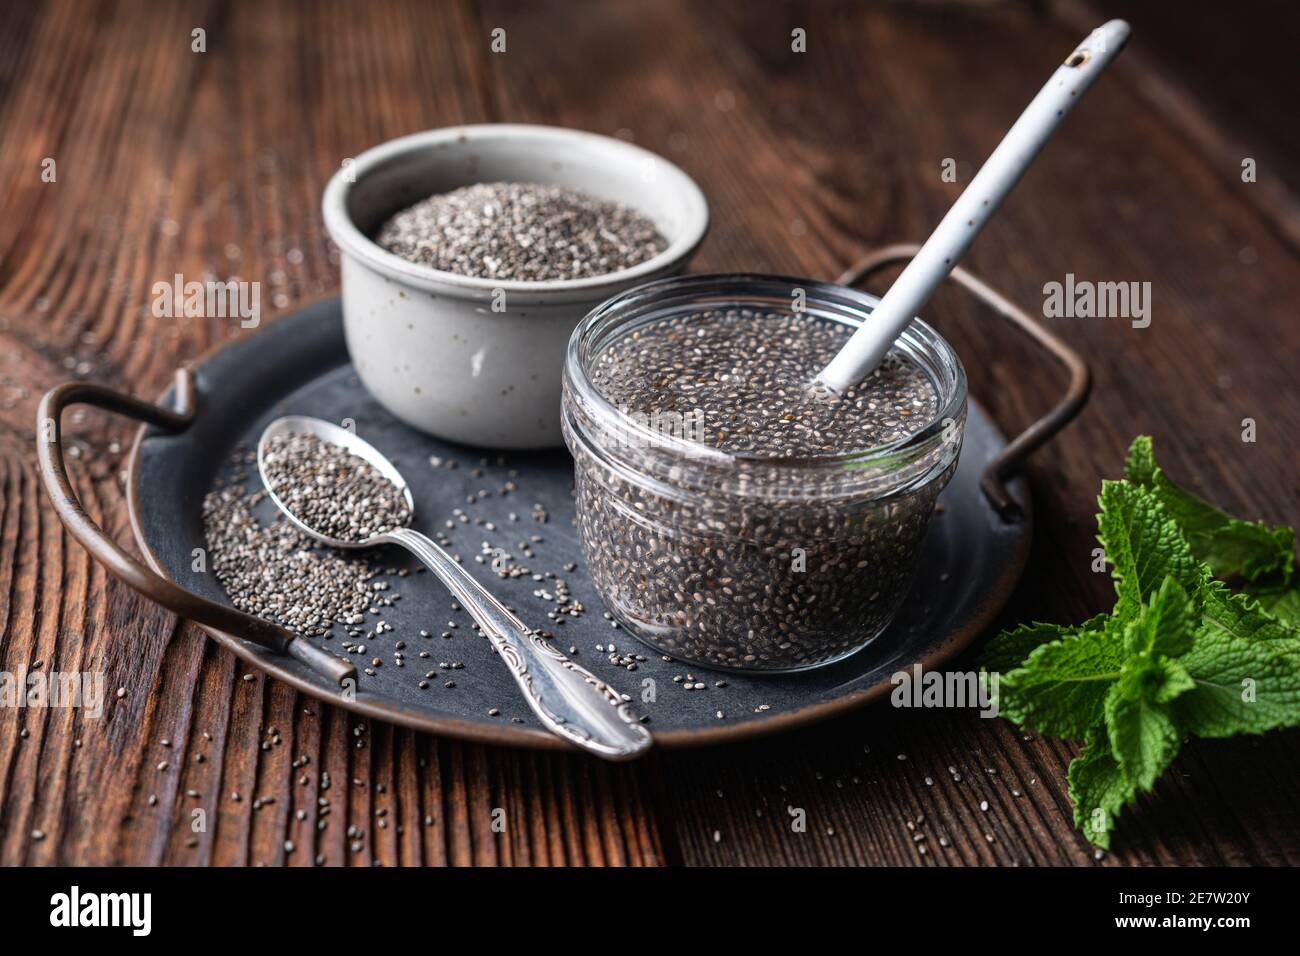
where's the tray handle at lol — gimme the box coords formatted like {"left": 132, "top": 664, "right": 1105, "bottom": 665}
{"left": 36, "top": 369, "right": 356, "bottom": 685}
{"left": 838, "top": 243, "right": 1091, "bottom": 519}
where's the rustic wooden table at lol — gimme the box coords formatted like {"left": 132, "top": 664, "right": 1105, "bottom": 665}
{"left": 1, "top": 0, "right": 1296, "bottom": 867}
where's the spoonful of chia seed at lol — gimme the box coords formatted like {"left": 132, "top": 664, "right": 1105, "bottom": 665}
{"left": 261, "top": 430, "right": 413, "bottom": 542}
{"left": 256, "top": 416, "right": 652, "bottom": 761}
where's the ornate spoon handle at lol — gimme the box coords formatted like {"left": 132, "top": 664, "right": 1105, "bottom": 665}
{"left": 384, "top": 527, "right": 652, "bottom": 760}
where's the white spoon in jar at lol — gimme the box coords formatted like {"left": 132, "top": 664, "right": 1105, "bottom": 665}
{"left": 256, "top": 415, "right": 652, "bottom": 761}
{"left": 816, "top": 19, "right": 1130, "bottom": 392}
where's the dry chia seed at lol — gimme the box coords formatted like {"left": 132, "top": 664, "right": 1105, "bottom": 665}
{"left": 566, "top": 307, "right": 958, "bottom": 672}
{"left": 374, "top": 182, "right": 667, "bottom": 282}
{"left": 262, "top": 431, "right": 411, "bottom": 542}
{"left": 202, "top": 481, "right": 382, "bottom": 638}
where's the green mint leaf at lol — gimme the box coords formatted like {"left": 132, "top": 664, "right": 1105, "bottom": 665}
{"left": 1097, "top": 480, "right": 1203, "bottom": 612}
{"left": 1200, "top": 579, "right": 1300, "bottom": 657}
{"left": 1122, "top": 575, "right": 1194, "bottom": 658}
{"left": 1247, "top": 583, "right": 1300, "bottom": 628}
{"left": 1104, "top": 679, "right": 1183, "bottom": 791}
{"left": 1112, "top": 652, "right": 1197, "bottom": 705}
{"left": 1123, "top": 435, "right": 1157, "bottom": 485}
{"left": 1153, "top": 659, "right": 1197, "bottom": 704}
{"left": 1125, "top": 436, "right": 1232, "bottom": 543}
{"left": 1202, "top": 522, "right": 1296, "bottom": 583}
{"left": 1125, "top": 436, "right": 1295, "bottom": 584}
{"left": 979, "top": 614, "right": 1108, "bottom": 674}
{"left": 1171, "top": 614, "right": 1300, "bottom": 738}
{"left": 1106, "top": 591, "right": 1194, "bottom": 790}
{"left": 998, "top": 624, "right": 1125, "bottom": 739}
{"left": 1068, "top": 726, "right": 1135, "bottom": 850}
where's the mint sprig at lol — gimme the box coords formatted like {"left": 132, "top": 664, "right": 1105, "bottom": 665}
{"left": 983, "top": 436, "right": 1300, "bottom": 848}
{"left": 1125, "top": 435, "right": 1295, "bottom": 585}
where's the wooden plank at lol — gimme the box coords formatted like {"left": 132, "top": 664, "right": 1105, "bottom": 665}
{"left": 1053, "top": 0, "right": 1300, "bottom": 252}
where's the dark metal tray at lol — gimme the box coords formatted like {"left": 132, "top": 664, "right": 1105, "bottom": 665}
{"left": 38, "top": 248, "right": 1089, "bottom": 750}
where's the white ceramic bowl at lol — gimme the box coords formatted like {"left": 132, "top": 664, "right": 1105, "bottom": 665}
{"left": 321, "top": 124, "right": 709, "bottom": 449}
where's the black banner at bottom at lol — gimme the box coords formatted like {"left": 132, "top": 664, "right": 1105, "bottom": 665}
{"left": 0, "top": 864, "right": 1290, "bottom": 941}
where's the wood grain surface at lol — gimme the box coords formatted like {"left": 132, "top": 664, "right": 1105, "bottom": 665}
{"left": 0, "top": 0, "right": 1296, "bottom": 866}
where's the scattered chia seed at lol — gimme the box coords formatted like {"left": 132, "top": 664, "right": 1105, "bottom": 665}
{"left": 202, "top": 482, "right": 383, "bottom": 637}
{"left": 375, "top": 182, "right": 667, "bottom": 282}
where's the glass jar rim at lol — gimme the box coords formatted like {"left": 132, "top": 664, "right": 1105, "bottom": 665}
{"left": 564, "top": 272, "right": 968, "bottom": 473}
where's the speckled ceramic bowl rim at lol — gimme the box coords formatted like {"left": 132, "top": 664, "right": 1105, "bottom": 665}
{"left": 321, "top": 124, "right": 710, "bottom": 300}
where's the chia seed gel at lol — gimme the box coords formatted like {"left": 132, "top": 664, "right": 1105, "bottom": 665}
{"left": 374, "top": 182, "right": 667, "bottom": 282}
{"left": 589, "top": 310, "right": 937, "bottom": 456}
{"left": 566, "top": 306, "right": 961, "bottom": 672}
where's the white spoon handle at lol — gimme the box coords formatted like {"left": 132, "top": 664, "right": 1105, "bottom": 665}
{"left": 816, "top": 19, "right": 1130, "bottom": 392}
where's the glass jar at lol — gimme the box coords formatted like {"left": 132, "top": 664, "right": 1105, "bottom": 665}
{"left": 562, "top": 274, "right": 967, "bottom": 673}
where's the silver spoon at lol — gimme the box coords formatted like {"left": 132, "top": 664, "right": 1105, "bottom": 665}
{"left": 256, "top": 415, "right": 652, "bottom": 761}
